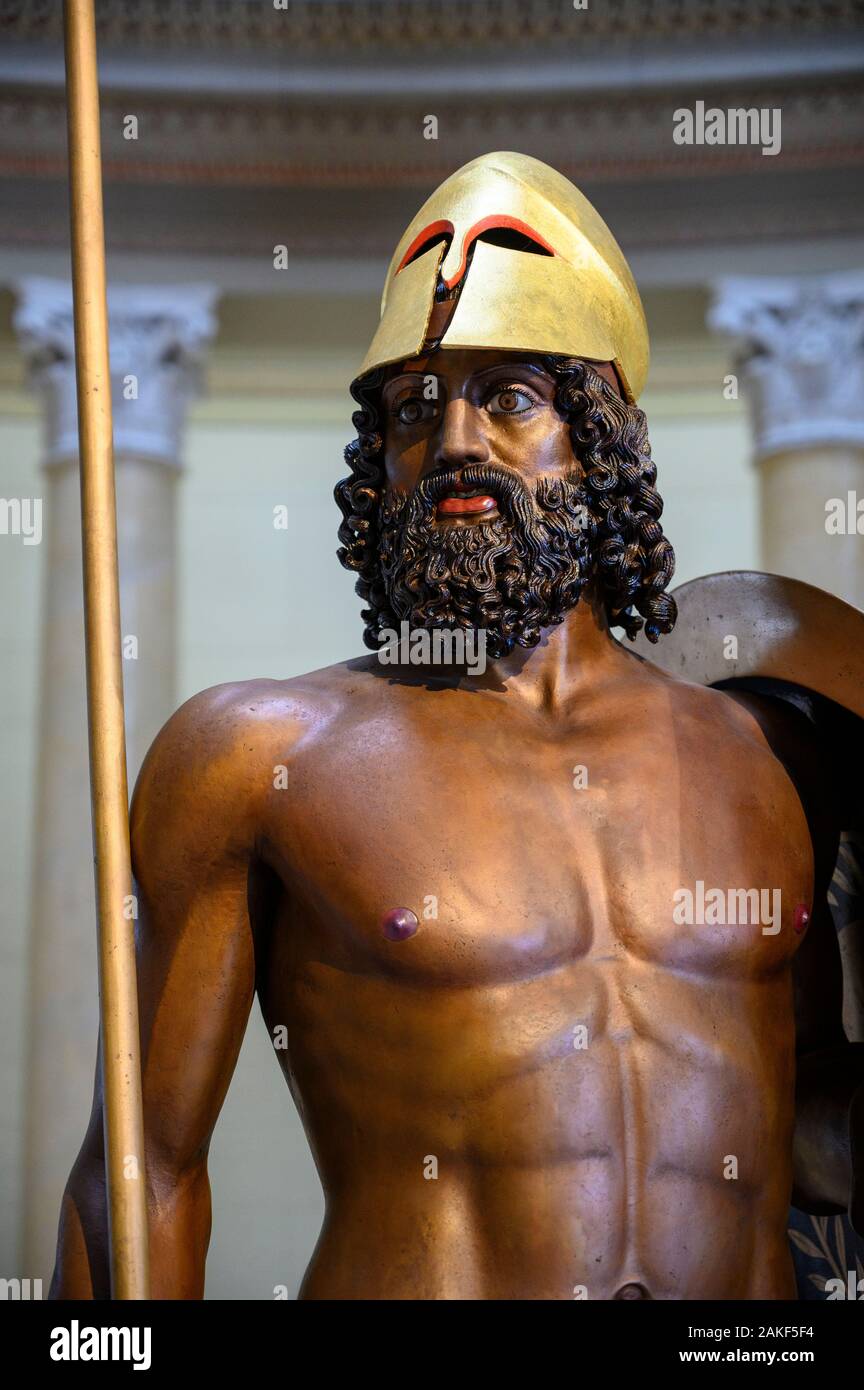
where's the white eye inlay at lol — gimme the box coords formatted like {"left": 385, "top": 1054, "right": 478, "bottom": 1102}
{"left": 487, "top": 386, "right": 537, "bottom": 416}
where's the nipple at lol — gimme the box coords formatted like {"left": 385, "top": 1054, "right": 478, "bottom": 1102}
{"left": 793, "top": 903, "right": 810, "bottom": 935}
{"left": 381, "top": 907, "right": 419, "bottom": 942}
{"left": 614, "top": 1282, "right": 651, "bottom": 1300}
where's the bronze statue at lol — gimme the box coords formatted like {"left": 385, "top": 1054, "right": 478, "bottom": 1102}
{"left": 51, "top": 152, "right": 864, "bottom": 1300}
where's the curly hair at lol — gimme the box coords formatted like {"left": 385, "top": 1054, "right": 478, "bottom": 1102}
{"left": 335, "top": 357, "right": 677, "bottom": 646}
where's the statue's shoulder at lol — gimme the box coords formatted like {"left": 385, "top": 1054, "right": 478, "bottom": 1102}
{"left": 131, "top": 668, "right": 363, "bottom": 856}
{"left": 622, "top": 642, "right": 794, "bottom": 767}
{"left": 137, "top": 658, "right": 387, "bottom": 779}
{"left": 630, "top": 569, "right": 864, "bottom": 822}
{"left": 630, "top": 570, "right": 864, "bottom": 722}
{"left": 131, "top": 679, "right": 283, "bottom": 833}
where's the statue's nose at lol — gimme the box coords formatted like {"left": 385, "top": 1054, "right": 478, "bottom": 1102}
{"left": 433, "top": 398, "right": 490, "bottom": 472}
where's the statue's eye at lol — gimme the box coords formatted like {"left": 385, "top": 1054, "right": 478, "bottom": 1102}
{"left": 394, "top": 397, "right": 431, "bottom": 426}
{"left": 487, "top": 387, "right": 536, "bottom": 416}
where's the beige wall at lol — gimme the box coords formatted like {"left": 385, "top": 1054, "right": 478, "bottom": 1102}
{"left": 0, "top": 287, "right": 757, "bottom": 1296}
{"left": 0, "top": 415, "right": 42, "bottom": 1278}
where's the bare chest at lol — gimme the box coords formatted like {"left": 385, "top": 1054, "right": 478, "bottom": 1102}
{"left": 268, "top": 710, "right": 813, "bottom": 987}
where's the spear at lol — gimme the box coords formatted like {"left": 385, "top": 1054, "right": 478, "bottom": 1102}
{"left": 63, "top": 0, "right": 150, "bottom": 1298}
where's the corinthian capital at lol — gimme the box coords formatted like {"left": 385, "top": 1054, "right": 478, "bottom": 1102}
{"left": 709, "top": 273, "right": 864, "bottom": 458}
{"left": 14, "top": 278, "right": 219, "bottom": 466}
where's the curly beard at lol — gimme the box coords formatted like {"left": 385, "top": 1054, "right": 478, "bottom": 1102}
{"left": 376, "top": 462, "right": 595, "bottom": 661}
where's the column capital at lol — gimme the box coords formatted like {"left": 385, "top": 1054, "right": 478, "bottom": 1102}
{"left": 13, "top": 277, "right": 219, "bottom": 466}
{"left": 708, "top": 272, "right": 864, "bottom": 458}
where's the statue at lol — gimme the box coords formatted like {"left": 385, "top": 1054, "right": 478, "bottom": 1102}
{"left": 51, "top": 152, "right": 864, "bottom": 1300}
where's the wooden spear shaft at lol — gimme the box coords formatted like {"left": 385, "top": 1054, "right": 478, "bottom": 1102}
{"left": 63, "top": 0, "right": 150, "bottom": 1299}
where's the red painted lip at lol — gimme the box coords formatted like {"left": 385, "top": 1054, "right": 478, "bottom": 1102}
{"left": 437, "top": 494, "right": 498, "bottom": 515}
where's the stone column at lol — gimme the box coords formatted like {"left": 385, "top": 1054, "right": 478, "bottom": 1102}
{"left": 709, "top": 273, "right": 864, "bottom": 610}
{"left": 710, "top": 273, "right": 864, "bottom": 1043}
{"left": 14, "top": 278, "right": 218, "bottom": 1280}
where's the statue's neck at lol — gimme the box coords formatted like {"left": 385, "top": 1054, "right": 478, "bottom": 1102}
{"left": 479, "top": 591, "right": 633, "bottom": 716}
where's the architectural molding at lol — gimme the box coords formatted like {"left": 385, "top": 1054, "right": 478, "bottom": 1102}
{"left": 1, "top": 1, "right": 861, "bottom": 265}
{"left": 1, "top": 76, "right": 861, "bottom": 188}
{"left": 709, "top": 273, "right": 864, "bottom": 456}
{"left": 13, "top": 277, "right": 219, "bottom": 465}
{"left": 2, "top": 0, "right": 861, "bottom": 54}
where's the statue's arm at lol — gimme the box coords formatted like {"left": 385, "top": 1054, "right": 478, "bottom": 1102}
{"left": 49, "top": 684, "right": 264, "bottom": 1299}
{"left": 729, "top": 688, "right": 864, "bottom": 1233}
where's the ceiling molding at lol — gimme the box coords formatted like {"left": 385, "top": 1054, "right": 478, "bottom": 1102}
{"left": 3, "top": 0, "right": 861, "bottom": 55}
{"left": 1, "top": 75, "right": 862, "bottom": 187}
{"left": 1, "top": 0, "right": 861, "bottom": 267}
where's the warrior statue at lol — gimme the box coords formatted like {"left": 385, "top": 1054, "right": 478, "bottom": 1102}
{"left": 51, "top": 152, "right": 864, "bottom": 1300}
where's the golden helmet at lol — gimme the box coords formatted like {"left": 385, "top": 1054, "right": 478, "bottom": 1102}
{"left": 358, "top": 150, "right": 649, "bottom": 402}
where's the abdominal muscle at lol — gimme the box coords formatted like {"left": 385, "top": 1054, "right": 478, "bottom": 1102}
{"left": 297, "top": 1159, "right": 796, "bottom": 1300}
{"left": 288, "top": 1007, "right": 797, "bottom": 1301}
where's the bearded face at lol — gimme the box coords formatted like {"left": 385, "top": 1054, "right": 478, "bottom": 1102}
{"left": 336, "top": 354, "right": 677, "bottom": 654}
{"left": 377, "top": 462, "right": 595, "bottom": 661}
